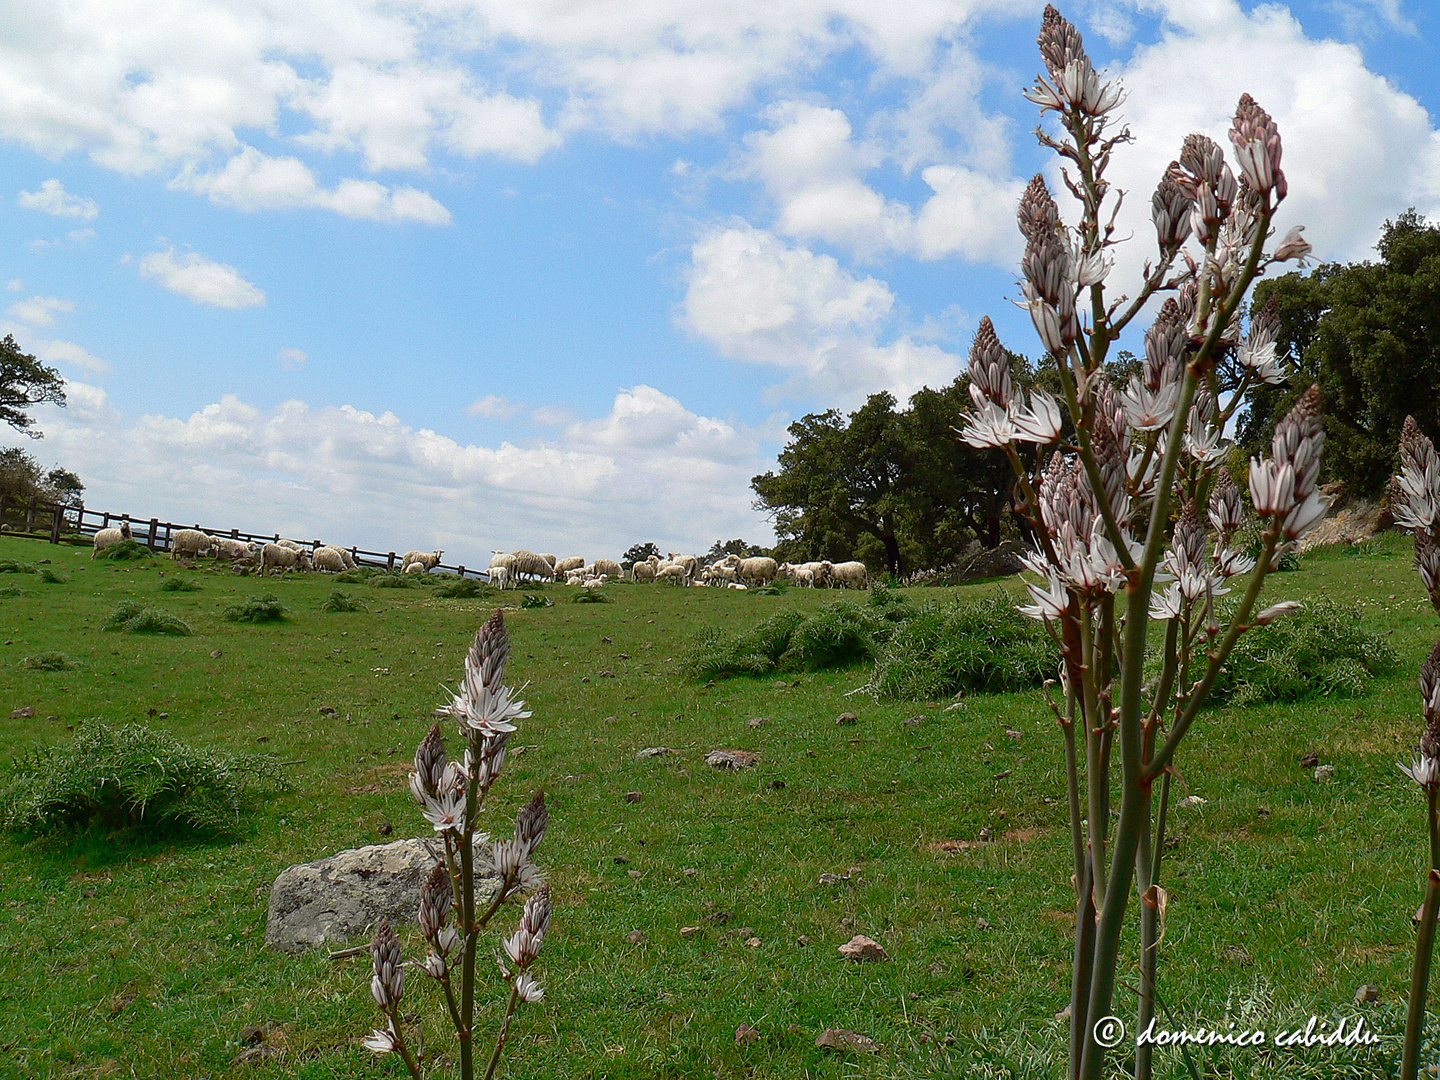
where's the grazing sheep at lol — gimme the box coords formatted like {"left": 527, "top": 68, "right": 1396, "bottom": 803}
{"left": 554, "top": 556, "right": 585, "bottom": 577}
{"left": 791, "top": 565, "right": 815, "bottom": 587}
{"left": 213, "top": 537, "right": 255, "bottom": 562}
{"left": 582, "top": 575, "right": 607, "bottom": 588}
{"left": 539, "top": 553, "right": 557, "bottom": 570}
{"left": 593, "top": 557, "right": 622, "bottom": 580}
{"left": 403, "top": 560, "right": 426, "bottom": 574}
{"left": 564, "top": 570, "right": 584, "bottom": 586}
{"left": 490, "top": 565, "right": 513, "bottom": 590}
{"left": 259, "top": 543, "right": 311, "bottom": 576}
{"left": 737, "top": 556, "right": 778, "bottom": 586}
{"left": 401, "top": 549, "right": 444, "bottom": 573}
{"left": 317, "top": 544, "right": 357, "bottom": 570}
{"left": 828, "top": 560, "right": 869, "bottom": 589}
{"left": 510, "top": 549, "right": 554, "bottom": 582}
{"left": 655, "top": 564, "right": 689, "bottom": 585}
{"left": 171, "top": 528, "right": 214, "bottom": 560}
{"left": 91, "top": 521, "right": 133, "bottom": 558}
{"left": 276, "top": 539, "right": 305, "bottom": 553}
{"left": 630, "top": 561, "right": 656, "bottom": 583}
{"left": 667, "top": 552, "right": 699, "bottom": 582}
{"left": 313, "top": 547, "right": 350, "bottom": 572}
{"left": 489, "top": 551, "right": 517, "bottom": 580}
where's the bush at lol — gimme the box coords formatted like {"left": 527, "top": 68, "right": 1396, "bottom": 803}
{"left": 93, "top": 539, "right": 152, "bottom": 561}
{"left": 23, "top": 651, "right": 74, "bottom": 671}
{"left": 372, "top": 574, "right": 411, "bottom": 589}
{"left": 754, "top": 583, "right": 786, "bottom": 595}
{"left": 0, "top": 558, "right": 35, "bottom": 573}
{"left": 101, "top": 600, "right": 193, "bottom": 636}
{"left": 333, "top": 569, "right": 370, "bottom": 584}
{"left": 321, "top": 589, "right": 367, "bottom": 612}
{"left": 777, "top": 602, "right": 885, "bottom": 671}
{"left": 435, "top": 577, "right": 487, "bottom": 599}
{"left": 684, "top": 608, "right": 808, "bottom": 679}
{"left": 868, "top": 596, "right": 1057, "bottom": 700}
{"left": 159, "top": 576, "right": 201, "bottom": 592}
{"left": 0, "top": 721, "right": 289, "bottom": 835}
{"left": 35, "top": 567, "right": 66, "bottom": 584}
{"left": 0, "top": 585, "right": 26, "bottom": 598}
{"left": 1209, "top": 598, "right": 1398, "bottom": 705}
{"left": 223, "top": 595, "right": 288, "bottom": 623}
{"left": 572, "top": 589, "right": 611, "bottom": 603}
{"left": 520, "top": 594, "right": 553, "bottom": 609}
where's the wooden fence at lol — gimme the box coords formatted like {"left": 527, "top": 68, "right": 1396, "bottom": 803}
{"left": 0, "top": 496, "right": 492, "bottom": 579}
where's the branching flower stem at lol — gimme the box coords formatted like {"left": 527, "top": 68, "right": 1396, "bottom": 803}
{"left": 1404, "top": 869, "right": 1440, "bottom": 1080}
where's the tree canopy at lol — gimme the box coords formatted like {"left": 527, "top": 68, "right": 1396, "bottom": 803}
{"left": 0, "top": 334, "right": 66, "bottom": 437}
{"left": 0, "top": 447, "right": 84, "bottom": 506}
{"left": 1243, "top": 210, "right": 1440, "bottom": 496}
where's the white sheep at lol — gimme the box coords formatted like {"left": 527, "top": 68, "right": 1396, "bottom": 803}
{"left": 791, "top": 565, "right": 815, "bottom": 587}
{"left": 655, "top": 564, "right": 689, "bottom": 585}
{"left": 828, "top": 560, "right": 869, "bottom": 589}
{"left": 510, "top": 550, "right": 553, "bottom": 582}
{"left": 667, "top": 552, "right": 699, "bottom": 582}
{"left": 259, "top": 543, "right": 311, "bottom": 575}
{"left": 593, "top": 557, "right": 622, "bottom": 580}
{"left": 727, "top": 582, "right": 748, "bottom": 590}
{"left": 403, "top": 560, "right": 426, "bottom": 574}
{"left": 171, "top": 528, "right": 214, "bottom": 560}
{"left": 554, "top": 556, "right": 585, "bottom": 577}
{"left": 401, "top": 549, "right": 444, "bottom": 573}
{"left": 490, "top": 565, "right": 513, "bottom": 590}
{"left": 91, "top": 521, "right": 133, "bottom": 558}
{"left": 582, "top": 575, "right": 607, "bottom": 588}
{"left": 313, "top": 547, "right": 350, "bottom": 572}
{"left": 276, "top": 539, "right": 305, "bottom": 553}
{"left": 565, "top": 570, "right": 585, "bottom": 586}
{"left": 737, "top": 556, "right": 778, "bottom": 586}
{"left": 213, "top": 537, "right": 252, "bottom": 562}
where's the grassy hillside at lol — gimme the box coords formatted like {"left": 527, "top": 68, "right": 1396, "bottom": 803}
{"left": 0, "top": 532, "right": 1431, "bottom": 1078}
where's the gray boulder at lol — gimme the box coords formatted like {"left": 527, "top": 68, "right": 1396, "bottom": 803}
{"left": 265, "top": 836, "right": 496, "bottom": 953}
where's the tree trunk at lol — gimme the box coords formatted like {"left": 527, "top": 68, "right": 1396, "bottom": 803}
{"left": 880, "top": 512, "right": 904, "bottom": 576}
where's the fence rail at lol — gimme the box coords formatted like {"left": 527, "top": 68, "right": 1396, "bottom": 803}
{"left": 0, "top": 497, "right": 493, "bottom": 579}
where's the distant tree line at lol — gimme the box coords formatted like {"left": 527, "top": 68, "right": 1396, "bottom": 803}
{"left": 0, "top": 332, "right": 81, "bottom": 505}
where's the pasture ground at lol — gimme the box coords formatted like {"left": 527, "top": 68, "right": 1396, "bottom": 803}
{"left": 0, "top": 532, "right": 1432, "bottom": 1078}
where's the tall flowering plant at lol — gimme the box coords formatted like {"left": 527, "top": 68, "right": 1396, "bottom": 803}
{"left": 960, "top": 8, "right": 1320, "bottom": 1078}
{"left": 1389, "top": 419, "right": 1440, "bottom": 1078}
{"left": 362, "top": 609, "right": 552, "bottom": 1080}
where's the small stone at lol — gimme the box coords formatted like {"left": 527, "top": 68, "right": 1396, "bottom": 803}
{"left": 598, "top": 670, "right": 615, "bottom": 678}
{"left": 1224, "top": 944, "right": 1252, "bottom": 966}
{"left": 10, "top": 705, "right": 35, "bottom": 718}
{"left": 627, "top": 869, "right": 642, "bottom": 879}
{"left": 835, "top": 712, "right": 859, "bottom": 725}
{"left": 636, "top": 746, "right": 676, "bottom": 760}
{"left": 1178, "top": 795, "right": 1207, "bottom": 809}
{"left": 773, "top": 680, "right": 788, "bottom": 689}
{"left": 45, "top": 715, "right": 57, "bottom": 722}
{"left": 625, "top": 930, "right": 648, "bottom": 945}
{"left": 1004, "top": 729, "right": 1022, "bottom": 741}
{"left": 838, "top": 935, "right": 889, "bottom": 962}
{"left": 818, "top": 873, "right": 844, "bottom": 886}
{"left": 902, "top": 715, "right": 925, "bottom": 726}
{"left": 680, "top": 926, "right": 702, "bottom": 939}
{"left": 1299, "top": 749, "right": 1320, "bottom": 768}
{"left": 210, "top": 649, "right": 223, "bottom": 659}
{"left": 815, "top": 1028, "right": 878, "bottom": 1053}
{"left": 317, "top": 706, "right": 336, "bottom": 715}
{"left": 747, "top": 717, "right": 764, "bottom": 728}
{"left": 735, "top": 1023, "right": 760, "bottom": 1046}
{"left": 602, "top": 636, "right": 612, "bottom": 644}
{"left": 704, "top": 909, "right": 732, "bottom": 925}
{"left": 705, "top": 749, "right": 759, "bottom": 770}
{"left": 992, "top": 769, "right": 1012, "bottom": 780}
{"left": 1314, "top": 764, "right": 1336, "bottom": 782}
{"left": 1055, "top": 1004, "right": 1072, "bottom": 1023}
{"left": 978, "top": 827, "right": 994, "bottom": 842}
{"left": 768, "top": 779, "right": 786, "bottom": 790}
{"left": 377, "top": 823, "right": 392, "bottom": 837}
{"left": 624, "top": 791, "right": 644, "bottom": 804}
{"left": 744, "top": 937, "right": 761, "bottom": 948}
{"left": 977, "top": 917, "right": 990, "bottom": 930}
{"left": 682, "top": 867, "right": 697, "bottom": 877}
{"left": 618, "top": 652, "right": 630, "bottom": 660}
{"left": 1354, "top": 984, "right": 1379, "bottom": 1005}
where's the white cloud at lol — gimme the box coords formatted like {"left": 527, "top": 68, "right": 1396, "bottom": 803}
{"left": 531, "top": 405, "right": 574, "bottom": 426}
{"left": 138, "top": 246, "right": 265, "bottom": 309}
{"left": 68, "top": 228, "right": 97, "bottom": 244}
{"left": 8, "top": 295, "right": 75, "bottom": 328}
{"left": 468, "top": 394, "right": 522, "bottom": 420}
{"left": 9, "top": 386, "right": 775, "bottom": 560}
{"left": 682, "top": 223, "right": 958, "bottom": 403}
{"left": 5, "top": 280, "right": 22, "bottom": 292}
{"left": 37, "top": 339, "right": 110, "bottom": 374}
{"left": 278, "top": 347, "right": 307, "bottom": 370}
{"left": 172, "top": 147, "right": 451, "bottom": 225}
{"left": 18, "top": 179, "right": 98, "bottom": 220}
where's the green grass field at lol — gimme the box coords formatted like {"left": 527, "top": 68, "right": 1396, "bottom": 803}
{"left": 0, "top": 532, "right": 1433, "bottom": 1079}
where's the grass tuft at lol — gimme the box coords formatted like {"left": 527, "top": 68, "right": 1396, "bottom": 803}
{"left": 158, "top": 576, "right": 200, "bottom": 592}
{"left": 572, "top": 589, "right": 611, "bottom": 603}
{"left": 435, "top": 577, "right": 488, "bottom": 599}
{"left": 22, "top": 651, "right": 74, "bottom": 671}
{"left": 320, "top": 589, "right": 367, "bottom": 613}
{"left": 520, "top": 593, "right": 553, "bottom": 609}
{"left": 101, "top": 600, "right": 193, "bottom": 635}
{"left": 0, "top": 558, "right": 36, "bottom": 573}
{"left": 35, "top": 566, "right": 66, "bottom": 584}
{"left": 0, "top": 720, "right": 289, "bottom": 835}
{"left": 93, "top": 539, "right": 152, "bottom": 561}
{"left": 222, "top": 594, "right": 288, "bottom": 623}
{"left": 372, "top": 574, "right": 411, "bottom": 589}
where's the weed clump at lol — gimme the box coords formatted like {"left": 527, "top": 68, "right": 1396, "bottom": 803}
{"left": 223, "top": 595, "right": 288, "bottom": 623}
{"left": 333, "top": 568, "right": 371, "bottom": 584}
{"left": 521, "top": 594, "right": 553, "bottom": 609}
{"left": 572, "top": 589, "right": 611, "bottom": 603}
{"left": 0, "top": 720, "right": 289, "bottom": 835}
{"left": 435, "top": 577, "right": 487, "bottom": 599}
{"left": 868, "top": 596, "right": 1057, "bottom": 699}
{"left": 101, "top": 600, "right": 193, "bottom": 636}
{"left": 93, "top": 539, "right": 152, "bottom": 561}
{"left": 35, "top": 567, "right": 65, "bottom": 584}
{"left": 23, "top": 651, "right": 74, "bottom": 671}
{"left": 373, "top": 574, "right": 411, "bottom": 589}
{"left": 321, "top": 589, "right": 367, "bottom": 612}
{"left": 159, "top": 576, "right": 201, "bottom": 592}
{"left": 685, "top": 608, "right": 808, "bottom": 679}
{"left": 0, "top": 585, "right": 25, "bottom": 598}
{"left": 0, "top": 559, "right": 35, "bottom": 573}
{"left": 1210, "top": 598, "right": 1397, "bottom": 705}
{"left": 778, "top": 602, "right": 885, "bottom": 671}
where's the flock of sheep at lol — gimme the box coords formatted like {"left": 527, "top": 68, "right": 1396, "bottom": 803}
{"left": 88, "top": 525, "right": 871, "bottom": 589}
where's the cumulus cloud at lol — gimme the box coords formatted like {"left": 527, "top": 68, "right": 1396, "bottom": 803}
{"left": 37, "top": 339, "right": 110, "bottom": 374}
{"left": 468, "top": 394, "right": 522, "bottom": 420}
{"left": 682, "top": 223, "right": 958, "bottom": 404}
{"left": 138, "top": 247, "right": 266, "bottom": 309}
{"left": 172, "top": 147, "right": 451, "bottom": 224}
{"left": 8, "top": 295, "right": 75, "bottom": 328}
{"left": 278, "top": 347, "right": 307, "bottom": 370}
{"left": 18, "top": 179, "right": 99, "bottom": 220}
{"left": 9, "top": 385, "right": 774, "bottom": 561}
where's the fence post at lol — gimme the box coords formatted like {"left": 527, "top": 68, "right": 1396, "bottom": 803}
{"left": 148, "top": 518, "right": 159, "bottom": 550}
{"left": 387, "top": 552, "right": 396, "bottom": 571}
{"left": 232, "top": 528, "right": 240, "bottom": 539}
{"left": 50, "top": 505, "right": 61, "bottom": 544}
{"left": 25, "top": 497, "right": 37, "bottom": 532}
{"left": 102, "top": 511, "right": 111, "bottom": 529}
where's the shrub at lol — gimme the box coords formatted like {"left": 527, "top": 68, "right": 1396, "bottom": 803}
{"left": 159, "top": 576, "right": 201, "bottom": 592}
{"left": 223, "top": 595, "right": 288, "bottom": 623}
{"left": 777, "top": 602, "right": 885, "bottom": 671}
{"left": 101, "top": 600, "right": 192, "bottom": 636}
{"left": 0, "top": 585, "right": 26, "bottom": 598}
{"left": 572, "top": 589, "right": 611, "bottom": 603}
{"left": 333, "top": 569, "right": 370, "bottom": 584}
{"left": 520, "top": 593, "right": 553, "bottom": 609}
{"left": 93, "top": 539, "right": 152, "bottom": 561}
{"left": 754, "top": 583, "right": 786, "bottom": 595}
{"left": 868, "top": 596, "right": 1057, "bottom": 700}
{"left": 684, "top": 608, "right": 808, "bottom": 679}
{"left": 22, "top": 651, "right": 74, "bottom": 671}
{"left": 35, "top": 567, "right": 66, "bottom": 584}
{"left": 1209, "top": 598, "right": 1398, "bottom": 705}
{"left": 0, "top": 559, "right": 35, "bottom": 573}
{"left": 435, "top": 576, "right": 486, "bottom": 599}
{"left": 0, "top": 721, "right": 289, "bottom": 835}
{"left": 373, "top": 574, "right": 411, "bottom": 589}
{"left": 321, "top": 589, "right": 367, "bottom": 612}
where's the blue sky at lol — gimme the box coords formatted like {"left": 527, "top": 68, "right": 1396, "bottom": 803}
{"left": 1, "top": 0, "right": 1436, "bottom": 566}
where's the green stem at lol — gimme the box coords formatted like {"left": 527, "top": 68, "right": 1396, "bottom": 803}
{"left": 1402, "top": 867, "right": 1440, "bottom": 1080}
{"left": 388, "top": 1007, "right": 426, "bottom": 1080}
{"left": 1069, "top": 861, "right": 1097, "bottom": 1080}
{"left": 1081, "top": 603, "right": 1108, "bottom": 901}
{"left": 481, "top": 983, "right": 524, "bottom": 1080}
{"left": 1135, "top": 803, "right": 1158, "bottom": 1080}
{"left": 1430, "top": 784, "right": 1440, "bottom": 873}
{"left": 1063, "top": 687, "right": 1085, "bottom": 901}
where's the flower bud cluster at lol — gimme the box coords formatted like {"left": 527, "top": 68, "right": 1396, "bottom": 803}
{"left": 369, "top": 919, "right": 404, "bottom": 1011}
{"left": 959, "top": 318, "right": 1063, "bottom": 449}
{"left": 438, "top": 609, "right": 532, "bottom": 739}
{"left": 1025, "top": 5, "right": 1123, "bottom": 118}
{"left": 1238, "top": 298, "right": 1286, "bottom": 385}
{"left": 1229, "top": 93, "right": 1287, "bottom": 202}
{"left": 1393, "top": 416, "right": 1440, "bottom": 534}
{"left": 416, "top": 863, "right": 460, "bottom": 978}
{"left": 1121, "top": 302, "right": 1186, "bottom": 432}
{"left": 1248, "top": 384, "right": 1326, "bottom": 540}
{"left": 503, "top": 885, "right": 552, "bottom": 975}
{"left": 1402, "top": 642, "right": 1440, "bottom": 786}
